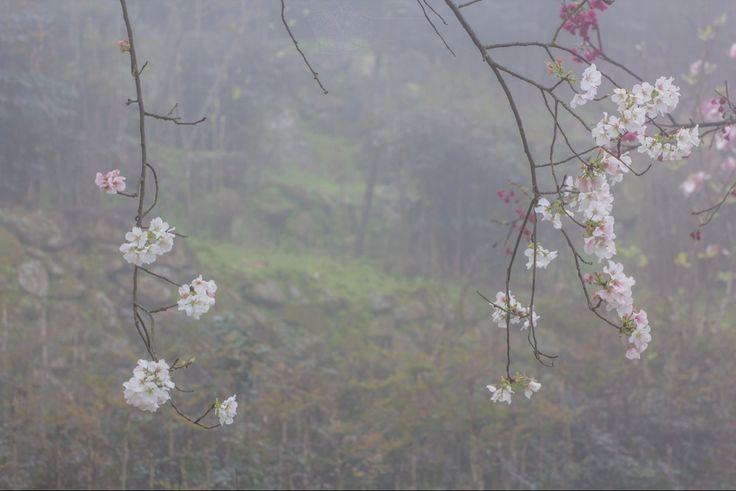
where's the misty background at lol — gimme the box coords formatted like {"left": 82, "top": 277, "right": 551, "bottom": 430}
{"left": 1, "top": 0, "right": 736, "bottom": 488}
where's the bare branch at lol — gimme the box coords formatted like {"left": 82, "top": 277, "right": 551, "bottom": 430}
{"left": 416, "top": 0, "right": 456, "bottom": 56}
{"left": 280, "top": 0, "right": 328, "bottom": 95}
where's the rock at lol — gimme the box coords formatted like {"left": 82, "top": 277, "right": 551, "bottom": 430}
{"left": 243, "top": 280, "right": 287, "bottom": 307}
{"left": 49, "top": 274, "right": 85, "bottom": 300}
{"left": 369, "top": 291, "right": 393, "bottom": 313}
{"left": 0, "top": 209, "right": 69, "bottom": 250}
{"left": 25, "top": 247, "right": 66, "bottom": 277}
{"left": 17, "top": 260, "right": 49, "bottom": 297}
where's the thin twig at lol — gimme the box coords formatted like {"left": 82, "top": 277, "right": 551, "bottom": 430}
{"left": 280, "top": 0, "right": 328, "bottom": 94}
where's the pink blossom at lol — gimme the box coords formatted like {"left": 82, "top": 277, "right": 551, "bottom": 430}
{"left": 95, "top": 169, "right": 126, "bottom": 194}
{"left": 621, "top": 131, "right": 638, "bottom": 142}
{"left": 715, "top": 125, "right": 736, "bottom": 150}
{"left": 631, "top": 309, "right": 648, "bottom": 330}
{"left": 689, "top": 60, "right": 703, "bottom": 77}
{"left": 700, "top": 99, "right": 722, "bottom": 122}
{"left": 722, "top": 157, "right": 736, "bottom": 173}
{"left": 625, "top": 346, "right": 641, "bottom": 360}
{"left": 730, "top": 43, "right": 736, "bottom": 59}
{"left": 679, "top": 171, "right": 710, "bottom": 198}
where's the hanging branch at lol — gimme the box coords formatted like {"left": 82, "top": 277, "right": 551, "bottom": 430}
{"left": 439, "top": 0, "right": 735, "bottom": 399}
{"left": 280, "top": 0, "right": 329, "bottom": 95}
{"left": 416, "top": 0, "right": 456, "bottom": 57}
{"left": 117, "top": 0, "right": 232, "bottom": 430}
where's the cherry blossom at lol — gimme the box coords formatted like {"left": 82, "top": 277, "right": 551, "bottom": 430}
{"left": 487, "top": 383, "right": 513, "bottom": 404}
{"left": 123, "top": 359, "right": 175, "bottom": 412}
{"left": 524, "top": 242, "right": 558, "bottom": 270}
{"left": 489, "top": 291, "right": 538, "bottom": 330}
{"left": 591, "top": 260, "right": 635, "bottom": 317}
{"left": 637, "top": 126, "right": 700, "bottom": 161}
{"left": 570, "top": 64, "right": 602, "bottom": 108}
{"left": 120, "top": 217, "right": 175, "bottom": 266}
{"left": 701, "top": 98, "right": 724, "bottom": 122}
{"left": 583, "top": 215, "right": 616, "bottom": 261}
{"left": 625, "top": 347, "right": 641, "bottom": 360}
{"left": 601, "top": 151, "right": 631, "bottom": 185}
{"left": 535, "top": 197, "right": 567, "bottom": 229}
{"left": 722, "top": 157, "right": 736, "bottom": 173}
{"left": 680, "top": 171, "right": 711, "bottom": 198}
{"left": 95, "top": 169, "right": 126, "bottom": 194}
{"left": 178, "top": 275, "right": 217, "bottom": 320}
{"left": 715, "top": 125, "right": 735, "bottom": 150}
{"left": 524, "top": 379, "right": 542, "bottom": 399}
{"left": 622, "top": 309, "right": 651, "bottom": 359}
{"left": 487, "top": 374, "right": 541, "bottom": 405}
{"left": 215, "top": 395, "right": 238, "bottom": 426}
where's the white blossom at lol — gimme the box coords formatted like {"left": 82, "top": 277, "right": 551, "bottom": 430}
{"left": 594, "top": 261, "right": 636, "bottom": 317}
{"left": 122, "top": 359, "right": 175, "bottom": 412}
{"left": 119, "top": 217, "right": 176, "bottom": 266}
{"left": 215, "top": 395, "right": 238, "bottom": 426}
{"left": 535, "top": 197, "right": 567, "bottom": 229}
{"left": 178, "top": 275, "right": 217, "bottom": 320}
{"left": 487, "top": 384, "right": 513, "bottom": 404}
{"left": 524, "top": 243, "right": 557, "bottom": 270}
{"left": 489, "top": 291, "right": 538, "bottom": 330}
{"left": 524, "top": 379, "right": 542, "bottom": 399}
{"left": 601, "top": 152, "right": 631, "bottom": 185}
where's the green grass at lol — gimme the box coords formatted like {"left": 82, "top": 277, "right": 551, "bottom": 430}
{"left": 190, "top": 238, "right": 435, "bottom": 305}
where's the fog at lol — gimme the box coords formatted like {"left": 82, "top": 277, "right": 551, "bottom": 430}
{"left": 1, "top": 1, "right": 736, "bottom": 489}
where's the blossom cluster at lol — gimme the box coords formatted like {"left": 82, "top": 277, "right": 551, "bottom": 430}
{"left": 531, "top": 65, "right": 684, "bottom": 360}
{"left": 622, "top": 309, "right": 651, "bottom": 360}
{"left": 489, "top": 291, "right": 539, "bottom": 330}
{"left": 549, "top": 150, "right": 630, "bottom": 262}
{"left": 680, "top": 171, "right": 711, "bottom": 198}
{"left": 586, "top": 261, "right": 635, "bottom": 316}
{"left": 570, "top": 64, "right": 601, "bottom": 108}
{"left": 486, "top": 374, "right": 541, "bottom": 404}
{"left": 638, "top": 126, "right": 700, "bottom": 161}
{"left": 123, "top": 359, "right": 175, "bottom": 412}
{"left": 700, "top": 97, "right": 729, "bottom": 122}
{"left": 119, "top": 217, "right": 175, "bottom": 266}
{"left": 585, "top": 261, "right": 651, "bottom": 358}
{"left": 560, "top": 0, "right": 608, "bottom": 63}
{"left": 535, "top": 197, "right": 566, "bottom": 229}
{"left": 95, "top": 169, "right": 126, "bottom": 194}
{"left": 524, "top": 242, "right": 557, "bottom": 270}
{"left": 215, "top": 395, "right": 238, "bottom": 426}
{"left": 715, "top": 125, "right": 736, "bottom": 151}
{"left": 178, "top": 275, "right": 218, "bottom": 319}
{"left": 592, "top": 75, "right": 700, "bottom": 162}
{"left": 103, "top": 39, "right": 236, "bottom": 429}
